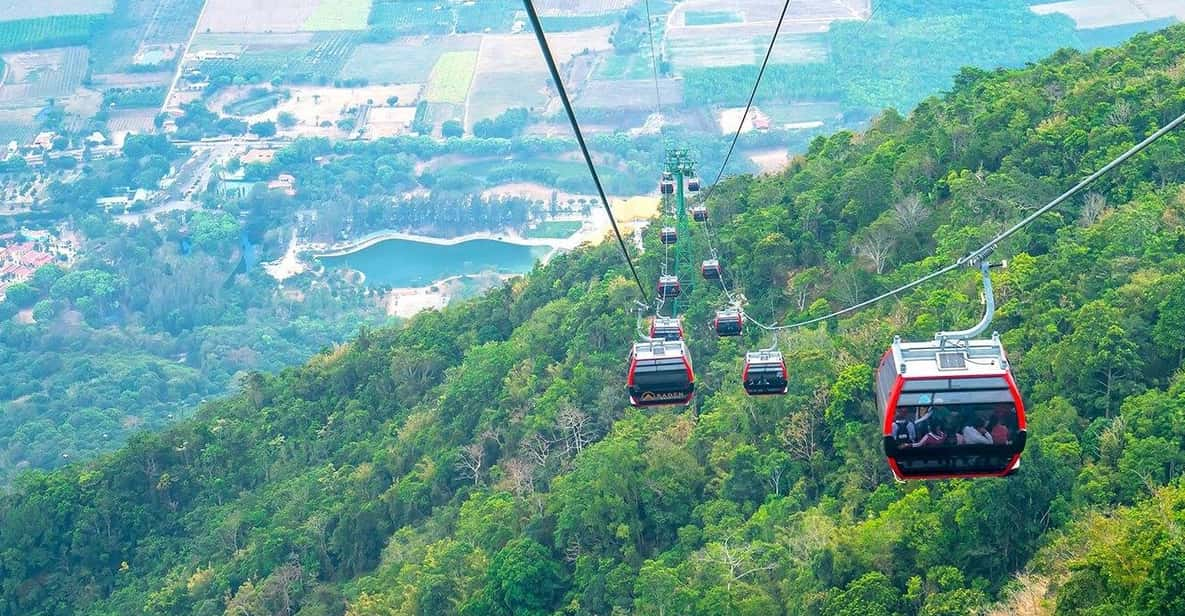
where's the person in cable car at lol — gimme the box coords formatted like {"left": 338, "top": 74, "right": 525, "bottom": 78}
{"left": 912, "top": 423, "right": 947, "bottom": 448}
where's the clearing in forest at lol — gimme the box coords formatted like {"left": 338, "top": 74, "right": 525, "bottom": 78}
{"left": 425, "top": 51, "right": 478, "bottom": 104}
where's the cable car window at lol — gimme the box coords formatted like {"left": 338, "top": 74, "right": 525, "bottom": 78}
{"left": 889, "top": 402, "right": 1020, "bottom": 453}
{"left": 896, "top": 389, "right": 1015, "bottom": 406}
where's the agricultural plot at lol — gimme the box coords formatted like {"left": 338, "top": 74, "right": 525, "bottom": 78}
{"left": 0, "top": 15, "right": 104, "bottom": 53}
{"left": 456, "top": 0, "right": 519, "bottom": 34}
{"left": 362, "top": 105, "right": 417, "bottom": 137}
{"left": 535, "top": 0, "right": 634, "bottom": 15}
{"left": 195, "top": 33, "right": 359, "bottom": 84}
{"left": 368, "top": 1, "right": 454, "bottom": 35}
{"left": 106, "top": 108, "right": 157, "bottom": 133}
{"left": 577, "top": 78, "right": 683, "bottom": 109}
{"left": 0, "top": 108, "right": 37, "bottom": 145}
{"left": 0, "top": 46, "right": 88, "bottom": 104}
{"left": 304, "top": 0, "right": 371, "bottom": 31}
{"left": 0, "top": 0, "right": 113, "bottom": 20}
{"left": 339, "top": 35, "right": 480, "bottom": 83}
{"left": 198, "top": 0, "right": 321, "bottom": 33}
{"left": 425, "top": 51, "right": 477, "bottom": 104}
{"left": 1030, "top": 0, "right": 1185, "bottom": 29}
{"left": 141, "top": 0, "right": 205, "bottom": 44}
{"left": 667, "top": 32, "right": 827, "bottom": 69}
{"left": 467, "top": 30, "right": 612, "bottom": 125}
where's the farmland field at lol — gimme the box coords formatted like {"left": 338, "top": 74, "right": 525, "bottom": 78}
{"left": 577, "top": 78, "right": 682, "bottom": 109}
{"left": 0, "top": 46, "right": 88, "bottom": 103}
{"left": 304, "top": 0, "right": 371, "bottom": 31}
{"left": 141, "top": 0, "right": 205, "bottom": 44}
{"left": 667, "top": 32, "right": 827, "bottom": 69}
{"left": 684, "top": 10, "right": 741, "bottom": 26}
{"left": 539, "top": 13, "right": 618, "bottom": 31}
{"left": 198, "top": 0, "right": 320, "bottom": 33}
{"left": 467, "top": 30, "right": 612, "bottom": 125}
{"left": 424, "top": 51, "right": 477, "bottom": 104}
{"left": 0, "top": 108, "right": 37, "bottom": 145}
{"left": 107, "top": 108, "right": 158, "bottom": 133}
{"left": 195, "top": 33, "right": 360, "bottom": 84}
{"left": 0, "top": 0, "right": 113, "bottom": 20}
{"left": 1030, "top": 0, "right": 1185, "bottom": 29}
{"left": 456, "top": 0, "right": 519, "bottom": 34}
{"left": 339, "top": 35, "right": 480, "bottom": 83}
{"left": 0, "top": 15, "right": 104, "bottom": 53}
{"left": 368, "top": 1, "right": 454, "bottom": 34}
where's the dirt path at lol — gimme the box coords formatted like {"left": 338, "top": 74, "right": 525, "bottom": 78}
{"left": 162, "top": 0, "right": 210, "bottom": 113}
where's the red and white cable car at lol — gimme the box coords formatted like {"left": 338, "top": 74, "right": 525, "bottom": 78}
{"left": 627, "top": 340, "right": 695, "bottom": 407}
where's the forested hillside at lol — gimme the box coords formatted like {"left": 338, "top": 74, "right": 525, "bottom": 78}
{"left": 6, "top": 26, "right": 1185, "bottom": 616}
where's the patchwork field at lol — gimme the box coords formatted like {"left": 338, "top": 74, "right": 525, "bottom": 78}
{"left": 0, "top": 46, "right": 88, "bottom": 104}
{"left": 192, "top": 33, "right": 359, "bottom": 83}
{"left": 368, "top": 1, "right": 455, "bottom": 35}
{"left": 303, "top": 0, "right": 371, "bottom": 31}
{"left": 466, "top": 30, "right": 612, "bottom": 125}
{"left": 0, "top": 0, "right": 113, "bottom": 20}
{"left": 197, "top": 0, "right": 321, "bottom": 33}
{"left": 577, "top": 78, "right": 683, "bottom": 109}
{"left": 106, "top": 108, "right": 157, "bottom": 133}
{"left": 425, "top": 51, "right": 477, "bottom": 104}
{"left": 89, "top": 0, "right": 202, "bottom": 72}
{"left": 662, "top": 0, "right": 863, "bottom": 69}
{"left": 0, "top": 15, "right": 104, "bottom": 53}
{"left": 0, "top": 107, "right": 37, "bottom": 144}
{"left": 339, "top": 35, "right": 480, "bottom": 83}
{"left": 536, "top": 0, "right": 635, "bottom": 15}
{"left": 1030, "top": 0, "right": 1185, "bottom": 29}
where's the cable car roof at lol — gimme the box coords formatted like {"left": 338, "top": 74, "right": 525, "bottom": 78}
{"left": 890, "top": 334, "right": 1009, "bottom": 379}
{"left": 633, "top": 340, "right": 689, "bottom": 361}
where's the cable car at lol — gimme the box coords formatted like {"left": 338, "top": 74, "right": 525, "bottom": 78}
{"left": 701, "top": 259, "right": 721, "bottom": 280}
{"left": 627, "top": 340, "right": 694, "bottom": 407}
{"left": 692, "top": 206, "right": 708, "bottom": 222}
{"left": 649, "top": 316, "right": 684, "bottom": 341}
{"left": 876, "top": 334, "right": 1027, "bottom": 480}
{"left": 660, "top": 172, "right": 675, "bottom": 195}
{"left": 743, "top": 350, "right": 788, "bottom": 396}
{"left": 660, "top": 226, "right": 677, "bottom": 244}
{"left": 657, "top": 275, "right": 681, "bottom": 298}
{"left": 687, "top": 176, "right": 701, "bottom": 192}
{"left": 714, "top": 309, "right": 743, "bottom": 336}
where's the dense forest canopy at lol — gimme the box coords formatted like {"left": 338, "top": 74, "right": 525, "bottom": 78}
{"left": 5, "top": 24, "right": 1185, "bottom": 616}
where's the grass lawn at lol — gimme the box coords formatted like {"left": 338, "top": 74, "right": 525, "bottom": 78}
{"left": 425, "top": 51, "right": 477, "bottom": 104}
{"left": 304, "top": 0, "right": 371, "bottom": 30}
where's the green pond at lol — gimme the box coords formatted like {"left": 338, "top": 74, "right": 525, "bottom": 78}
{"left": 318, "top": 238, "right": 552, "bottom": 287}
